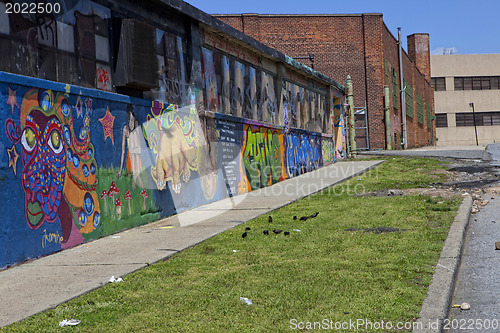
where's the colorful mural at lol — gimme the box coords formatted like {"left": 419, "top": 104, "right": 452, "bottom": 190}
{"left": 286, "top": 131, "right": 321, "bottom": 177}
{"left": 322, "top": 137, "right": 335, "bottom": 166}
{"left": 241, "top": 124, "right": 286, "bottom": 191}
{"left": 5, "top": 88, "right": 98, "bottom": 249}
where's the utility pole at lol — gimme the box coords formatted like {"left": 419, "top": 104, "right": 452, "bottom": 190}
{"left": 469, "top": 103, "right": 479, "bottom": 146}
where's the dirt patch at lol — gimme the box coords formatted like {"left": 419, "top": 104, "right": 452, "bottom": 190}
{"left": 448, "top": 165, "right": 500, "bottom": 174}
{"left": 345, "top": 227, "right": 406, "bottom": 234}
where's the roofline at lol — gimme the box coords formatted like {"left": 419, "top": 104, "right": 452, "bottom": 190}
{"left": 155, "top": 0, "right": 345, "bottom": 91}
{"left": 212, "top": 13, "right": 383, "bottom": 17}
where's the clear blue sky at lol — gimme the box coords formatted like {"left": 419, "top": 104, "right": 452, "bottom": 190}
{"left": 185, "top": 0, "right": 500, "bottom": 55}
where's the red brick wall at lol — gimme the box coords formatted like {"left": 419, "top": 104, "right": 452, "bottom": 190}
{"left": 215, "top": 13, "right": 434, "bottom": 149}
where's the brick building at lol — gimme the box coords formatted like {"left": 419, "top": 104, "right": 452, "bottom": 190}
{"left": 215, "top": 13, "right": 436, "bottom": 149}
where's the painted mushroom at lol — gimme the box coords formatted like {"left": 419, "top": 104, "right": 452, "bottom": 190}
{"left": 124, "top": 189, "right": 132, "bottom": 215}
{"left": 140, "top": 189, "right": 148, "bottom": 211}
{"left": 100, "top": 190, "right": 108, "bottom": 212}
{"left": 115, "top": 197, "right": 122, "bottom": 217}
{"left": 108, "top": 181, "right": 120, "bottom": 208}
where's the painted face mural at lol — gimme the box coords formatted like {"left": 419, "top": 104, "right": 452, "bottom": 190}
{"left": 144, "top": 103, "right": 201, "bottom": 194}
{"left": 5, "top": 89, "right": 99, "bottom": 248}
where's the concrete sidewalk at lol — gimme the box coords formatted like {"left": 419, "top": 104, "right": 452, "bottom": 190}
{"left": 0, "top": 159, "right": 383, "bottom": 327}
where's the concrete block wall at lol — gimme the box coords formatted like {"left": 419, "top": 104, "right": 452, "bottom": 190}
{"left": 0, "top": 71, "right": 337, "bottom": 269}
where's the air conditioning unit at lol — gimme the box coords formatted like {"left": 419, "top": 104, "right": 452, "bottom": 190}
{"left": 114, "top": 19, "right": 158, "bottom": 90}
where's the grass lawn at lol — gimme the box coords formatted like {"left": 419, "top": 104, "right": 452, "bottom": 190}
{"left": 4, "top": 157, "right": 462, "bottom": 332}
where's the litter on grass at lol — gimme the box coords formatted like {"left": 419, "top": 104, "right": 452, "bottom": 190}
{"left": 109, "top": 276, "right": 123, "bottom": 283}
{"left": 240, "top": 297, "right": 252, "bottom": 305}
{"left": 59, "top": 319, "right": 81, "bottom": 327}
{"left": 293, "top": 229, "right": 301, "bottom": 232}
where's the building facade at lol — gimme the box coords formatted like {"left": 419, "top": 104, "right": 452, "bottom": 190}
{"left": 0, "top": 0, "right": 345, "bottom": 269}
{"left": 214, "top": 14, "right": 436, "bottom": 150}
{"left": 431, "top": 54, "right": 500, "bottom": 146}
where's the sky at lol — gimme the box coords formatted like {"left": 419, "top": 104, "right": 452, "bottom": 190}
{"left": 185, "top": 0, "right": 500, "bottom": 55}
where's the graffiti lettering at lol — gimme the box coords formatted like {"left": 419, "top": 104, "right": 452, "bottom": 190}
{"left": 96, "top": 64, "right": 111, "bottom": 92}
{"left": 242, "top": 125, "right": 284, "bottom": 190}
{"left": 286, "top": 132, "right": 321, "bottom": 177}
{"left": 42, "top": 229, "right": 63, "bottom": 248}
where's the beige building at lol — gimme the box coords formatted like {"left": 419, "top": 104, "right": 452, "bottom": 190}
{"left": 431, "top": 54, "right": 500, "bottom": 146}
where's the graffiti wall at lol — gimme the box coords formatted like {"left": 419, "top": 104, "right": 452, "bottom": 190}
{"left": 0, "top": 72, "right": 338, "bottom": 269}
{"left": 201, "top": 47, "right": 277, "bottom": 124}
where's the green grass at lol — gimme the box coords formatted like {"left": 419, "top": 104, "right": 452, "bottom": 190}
{"left": 3, "top": 157, "right": 462, "bottom": 333}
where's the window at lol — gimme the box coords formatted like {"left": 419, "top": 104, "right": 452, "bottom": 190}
{"left": 456, "top": 113, "right": 482, "bottom": 127}
{"left": 416, "top": 93, "right": 424, "bottom": 125}
{"left": 431, "top": 77, "right": 446, "bottom": 91}
{"left": 392, "top": 68, "right": 398, "bottom": 109}
{"left": 455, "top": 76, "right": 500, "bottom": 90}
{"left": 404, "top": 81, "right": 413, "bottom": 118}
{"left": 384, "top": 61, "right": 389, "bottom": 85}
{"left": 436, "top": 114, "right": 448, "bottom": 127}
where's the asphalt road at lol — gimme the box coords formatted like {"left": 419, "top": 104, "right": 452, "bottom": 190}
{"left": 449, "top": 143, "right": 500, "bottom": 332}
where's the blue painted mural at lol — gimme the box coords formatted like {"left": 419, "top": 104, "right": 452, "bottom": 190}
{"left": 0, "top": 71, "right": 340, "bottom": 269}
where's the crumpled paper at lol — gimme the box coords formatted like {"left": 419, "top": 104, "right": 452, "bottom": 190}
{"left": 59, "top": 319, "right": 81, "bottom": 327}
{"left": 109, "top": 276, "right": 123, "bottom": 283}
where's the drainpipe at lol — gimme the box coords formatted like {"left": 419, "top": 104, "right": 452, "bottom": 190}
{"left": 384, "top": 86, "right": 392, "bottom": 150}
{"left": 398, "top": 27, "right": 407, "bottom": 149}
{"left": 346, "top": 75, "right": 356, "bottom": 157}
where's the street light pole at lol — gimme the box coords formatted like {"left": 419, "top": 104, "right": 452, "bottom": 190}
{"left": 469, "top": 102, "right": 479, "bottom": 146}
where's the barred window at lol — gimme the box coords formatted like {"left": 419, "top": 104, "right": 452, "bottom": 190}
{"left": 455, "top": 76, "right": 500, "bottom": 90}
{"left": 431, "top": 77, "right": 446, "bottom": 91}
{"left": 436, "top": 114, "right": 448, "bottom": 127}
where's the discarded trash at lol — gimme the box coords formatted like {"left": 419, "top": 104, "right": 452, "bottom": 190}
{"left": 293, "top": 229, "right": 301, "bottom": 232}
{"left": 159, "top": 226, "right": 175, "bottom": 229}
{"left": 357, "top": 179, "right": 361, "bottom": 181}
{"left": 240, "top": 297, "right": 252, "bottom": 305}
{"left": 109, "top": 276, "right": 123, "bottom": 283}
{"left": 452, "top": 303, "right": 471, "bottom": 310}
{"left": 59, "top": 319, "right": 81, "bottom": 327}
{"left": 232, "top": 250, "right": 239, "bottom": 252}
{"left": 387, "top": 189, "right": 404, "bottom": 196}
{"left": 111, "top": 236, "right": 121, "bottom": 239}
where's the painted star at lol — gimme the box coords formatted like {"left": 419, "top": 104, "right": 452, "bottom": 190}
{"left": 85, "top": 97, "right": 92, "bottom": 115}
{"left": 7, "top": 87, "right": 20, "bottom": 114}
{"left": 7, "top": 145, "right": 19, "bottom": 175}
{"left": 99, "top": 106, "right": 115, "bottom": 145}
{"left": 75, "top": 96, "right": 83, "bottom": 118}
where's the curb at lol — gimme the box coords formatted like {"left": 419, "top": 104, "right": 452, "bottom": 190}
{"left": 413, "top": 196, "right": 473, "bottom": 332}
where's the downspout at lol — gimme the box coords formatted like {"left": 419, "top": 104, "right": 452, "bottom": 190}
{"left": 384, "top": 86, "right": 392, "bottom": 150}
{"left": 398, "top": 27, "right": 407, "bottom": 149}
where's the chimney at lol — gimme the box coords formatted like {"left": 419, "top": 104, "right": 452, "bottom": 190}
{"left": 407, "top": 33, "right": 430, "bottom": 80}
